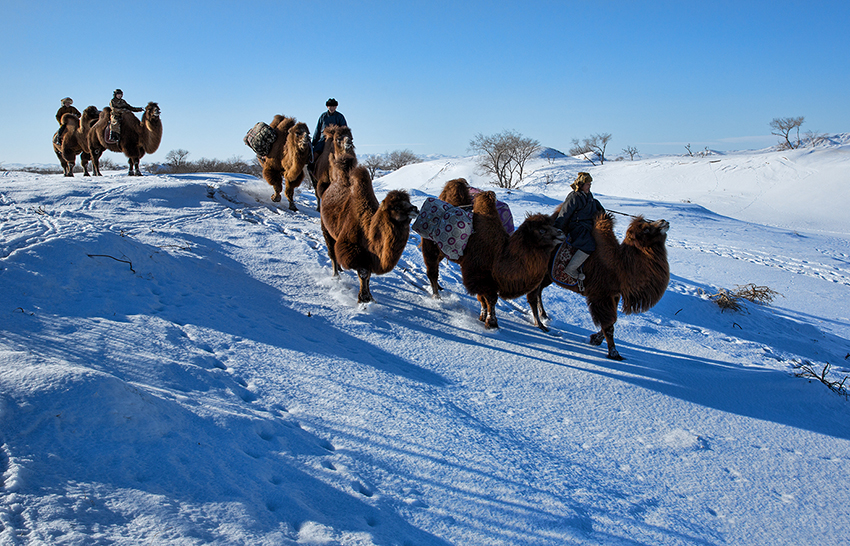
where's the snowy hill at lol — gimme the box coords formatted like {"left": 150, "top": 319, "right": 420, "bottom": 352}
{"left": 1, "top": 143, "right": 849, "bottom": 545}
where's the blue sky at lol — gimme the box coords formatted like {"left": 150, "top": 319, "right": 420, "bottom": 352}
{"left": 2, "top": 0, "right": 848, "bottom": 165}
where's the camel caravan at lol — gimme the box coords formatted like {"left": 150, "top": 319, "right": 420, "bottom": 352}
{"left": 52, "top": 93, "right": 162, "bottom": 177}
{"left": 243, "top": 107, "right": 670, "bottom": 359}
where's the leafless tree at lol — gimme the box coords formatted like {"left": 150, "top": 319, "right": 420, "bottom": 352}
{"left": 165, "top": 149, "right": 191, "bottom": 172}
{"left": 803, "top": 130, "right": 828, "bottom": 148}
{"left": 622, "top": 146, "right": 639, "bottom": 160}
{"left": 383, "top": 149, "right": 422, "bottom": 171}
{"left": 684, "top": 143, "right": 694, "bottom": 157}
{"left": 469, "top": 130, "right": 540, "bottom": 188}
{"left": 362, "top": 154, "right": 385, "bottom": 178}
{"left": 770, "top": 116, "right": 805, "bottom": 150}
{"left": 570, "top": 133, "right": 612, "bottom": 165}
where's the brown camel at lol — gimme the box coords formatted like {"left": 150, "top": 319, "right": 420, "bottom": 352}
{"left": 527, "top": 212, "right": 670, "bottom": 360}
{"left": 422, "top": 178, "right": 474, "bottom": 297}
{"left": 52, "top": 106, "right": 99, "bottom": 177}
{"left": 312, "top": 125, "right": 356, "bottom": 212}
{"left": 257, "top": 115, "right": 312, "bottom": 210}
{"left": 444, "top": 190, "right": 565, "bottom": 329}
{"left": 320, "top": 164, "right": 418, "bottom": 303}
{"left": 88, "top": 102, "right": 162, "bottom": 176}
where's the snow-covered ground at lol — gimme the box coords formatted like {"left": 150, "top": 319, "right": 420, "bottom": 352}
{"left": 1, "top": 138, "right": 849, "bottom": 545}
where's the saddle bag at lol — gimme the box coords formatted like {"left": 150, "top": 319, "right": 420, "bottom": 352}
{"left": 244, "top": 122, "right": 277, "bottom": 157}
{"left": 412, "top": 197, "right": 474, "bottom": 260}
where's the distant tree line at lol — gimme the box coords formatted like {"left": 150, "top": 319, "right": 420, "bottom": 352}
{"left": 361, "top": 149, "right": 423, "bottom": 178}
{"left": 148, "top": 149, "right": 262, "bottom": 177}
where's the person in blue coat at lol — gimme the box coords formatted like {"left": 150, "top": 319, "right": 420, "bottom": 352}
{"left": 311, "top": 98, "right": 347, "bottom": 159}
{"left": 553, "top": 172, "right": 605, "bottom": 280}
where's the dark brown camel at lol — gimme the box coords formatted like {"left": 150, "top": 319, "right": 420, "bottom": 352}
{"left": 88, "top": 102, "right": 162, "bottom": 176}
{"left": 450, "top": 190, "right": 565, "bottom": 329}
{"left": 320, "top": 164, "right": 418, "bottom": 303}
{"left": 257, "top": 115, "right": 312, "bottom": 211}
{"left": 52, "top": 106, "right": 99, "bottom": 177}
{"left": 527, "top": 212, "right": 670, "bottom": 360}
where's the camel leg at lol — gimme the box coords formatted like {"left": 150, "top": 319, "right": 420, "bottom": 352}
{"left": 321, "top": 224, "right": 340, "bottom": 277}
{"left": 133, "top": 159, "right": 142, "bottom": 176}
{"left": 526, "top": 284, "right": 549, "bottom": 332}
{"left": 81, "top": 152, "right": 91, "bottom": 177}
{"left": 477, "top": 293, "right": 499, "bottom": 329}
{"left": 91, "top": 151, "right": 102, "bottom": 176}
{"left": 285, "top": 182, "right": 298, "bottom": 212}
{"left": 126, "top": 158, "right": 134, "bottom": 176}
{"left": 422, "top": 239, "right": 444, "bottom": 298}
{"left": 357, "top": 268, "right": 373, "bottom": 303}
{"left": 590, "top": 325, "right": 622, "bottom": 361}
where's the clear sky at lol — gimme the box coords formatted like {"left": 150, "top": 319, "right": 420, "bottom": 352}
{"left": 2, "top": 0, "right": 848, "bottom": 165}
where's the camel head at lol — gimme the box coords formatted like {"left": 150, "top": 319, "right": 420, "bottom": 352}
{"left": 327, "top": 125, "right": 355, "bottom": 157}
{"left": 623, "top": 216, "right": 669, "bottom": 250}
{"left": 288, "top": 121, "right": 311, "bottom": 151}
{"left": 381, "top": 190, "right": 419, "bottom": 224}
{"left": 144, "top": 102, "right": 161, "bottom": 121}
{"left": 516, "top": 213, "right": 566, "bottom": 249}
{"left": 82, "top": 106, "right": 100, "bottom": 126}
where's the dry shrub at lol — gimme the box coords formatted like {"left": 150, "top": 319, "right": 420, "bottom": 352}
{"left": 702, "top": 283, "right": 782, "bottom": 313}
{"left": 792, "top": 360, "right": 849, "bottom": 399}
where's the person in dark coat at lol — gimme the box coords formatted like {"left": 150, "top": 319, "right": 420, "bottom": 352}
{"left": 553, "top": 172, "right": 605, "bottom": 280}
{"left": 108, "top": 89, "right": 143, "bottom": 142}
{"left": 54, "top": 97, "right": 81, "bottom": 145}
{"left": 311, "top": 98, "right": 348, "bottom": 160}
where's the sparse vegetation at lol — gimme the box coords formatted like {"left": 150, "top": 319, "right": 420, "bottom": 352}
{"left": 569, "top": 133, "right": 611, "bottom": 165}
{"left": 622, "top": 146, "right": 639, "bottom": 160}
{"left": 792, "top": 360, "right": 849, "bottom": 399}
{"left": 704, "top": 283, "right": 782, "bottom": 312}
{"left": 469, "top": 130, "right": 540, "bottom": 189}
{"left": 770, "top": 116, "right": 805, "bottom": 150}
{"left": 146, "top": 151, "right": 262, "bottom": 176}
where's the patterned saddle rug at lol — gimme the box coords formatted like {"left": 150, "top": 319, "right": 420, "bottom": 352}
{"left": 412, "top": 197, "right": 474, "bottom": 260}
{"left": 551, "top": 242, "right": 583, "bottom": 288}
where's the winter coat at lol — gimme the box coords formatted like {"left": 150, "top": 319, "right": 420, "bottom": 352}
{"left": 110, "top": 97, "right": 143, "bottom": 113}
{"left": 56, "top": 105, "right": 81, "bottom": 124}
{"left": 312, "top": 110, "right": 348, "bottom": 146}
{"left": 554, "top": 190, "right": 605, "bottom": 253}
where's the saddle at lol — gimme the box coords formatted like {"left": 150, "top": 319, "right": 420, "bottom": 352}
{"left": 551, "top": 242, "right": 584, "bottom": 288}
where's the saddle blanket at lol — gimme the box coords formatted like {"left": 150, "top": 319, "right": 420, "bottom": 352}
{"left": 551, "top": 242, "right": 581, "bottom": 287}
{"left": 244, "top": 122, "right": 277, "bottom": 157}
{"left": 412, "top": 197, "right": 474, "bottom": 261}
{"left": 468, "top": 187, "right": 515, "bottom": 234}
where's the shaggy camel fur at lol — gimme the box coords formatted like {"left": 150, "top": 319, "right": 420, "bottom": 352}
{"left": 452, "top": 190, "right": 565, "bottom": 329}
{"left": 88, "top": 102, "right": 162, "bottom": 176}
{"left": 320, "top": 164, "right": 418, "bottom": 303}
{"left": 258, "top": 115, "right": 312, "bottom": 210}
{"left": 422, "top": 178, "right": 474, "bottom": 297}
{"left": 53, "top": 106, "right": 99, "bottom": 177}
{"left": 527, "top": 212, "right": 670, "bottom": 360}
{"left": 312, "top": 125, "right": 356, "bottom": 212}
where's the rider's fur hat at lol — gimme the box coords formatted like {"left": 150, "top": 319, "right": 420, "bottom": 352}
{"left": 571, "top": 172, "right": 593, "bottom": 192}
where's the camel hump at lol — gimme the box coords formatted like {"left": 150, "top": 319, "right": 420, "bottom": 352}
{"left": 60, "top": 113, "right": 79, "bottom": 127}
{"left": 439, "top": 178, "right": 472, "bottom": 206}
{"left": 471, "top": 190, "right": 498, "bottom": 215}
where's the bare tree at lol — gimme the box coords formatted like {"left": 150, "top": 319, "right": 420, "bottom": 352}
{"left": 383, "top": 149, "right": 422, "bottom": 171}
{"left": 362, "top": 154, "right": 386, "bottom": 178}
{"left": 165, "top": 149, "right": 191, "bottom": 172}
{"left": 622, "top": 146, "right": 639, "bottom": 160}
{"left": 684, "top": 143, "right": 693, "bottom": 157}
{"left": 770, "top": 116, "right": 805, "bottom": 150}
{"left": 469, "top": 130, "right": 540, "bottom": 189}
{"left": 570, "top": 133, "right": 612, "bottom": 165}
